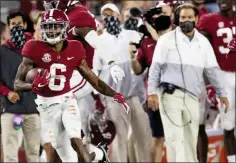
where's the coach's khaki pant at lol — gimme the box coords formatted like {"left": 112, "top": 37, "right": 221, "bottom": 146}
{"left": 1, "top": 113, "right": 40, "bottom": 162}
{"left": 159, "top": 90, "right": 200, "bottom": 162}
{"left": 104, "top": 96, "right": 151, "bottom": 162}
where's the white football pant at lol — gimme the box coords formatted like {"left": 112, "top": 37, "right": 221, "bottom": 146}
{"left": 36, "top": 92, "right": 81, "bottom": 162}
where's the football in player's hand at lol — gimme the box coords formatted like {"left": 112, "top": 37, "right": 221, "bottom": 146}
{"left": 25, "top": 68, "right": 45, "bottom": 83}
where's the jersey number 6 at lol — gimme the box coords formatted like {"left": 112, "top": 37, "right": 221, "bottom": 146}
{"left": 48, "top": 63, "right": 66, "bottom": 91}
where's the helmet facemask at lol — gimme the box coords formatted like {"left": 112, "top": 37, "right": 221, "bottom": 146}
{"left": 43, "top": 0, "right": 59, "bottom": 11}
{"left": 40, "top": 21, "right": 69, "bottom": 45}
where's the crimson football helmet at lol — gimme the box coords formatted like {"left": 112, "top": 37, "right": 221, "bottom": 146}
{"left": 41, "top": 9, "right": 70, "bottom": 45}
{"left": 88, "top": 111, "right": 116, "bottom": 146}
{"left": 43, "top": 0, "right": 60, "bottom": 11}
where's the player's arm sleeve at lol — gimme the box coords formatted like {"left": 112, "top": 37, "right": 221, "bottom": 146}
{"left": 84, "top": 30, "right": 117, "bottom": 65}
{"left": 78, "top": 27, "right": 116, "bottom": 66}
{"left": 92, "top": 36, "right": 117, "bottom": 65}
{"left": 203, "top": 39, "right": 227, "bottom": 97}
{"left": 21, "top": 40, "right": 35, "bottom": 60}
{"left": 83, "top": 29, "right": 99, "bottom": 49}
{"left": 148, "top": 36, "right": 168, "bottom": 95}
{"left": 0, "top": 80, "right": 11, "bottom": 96}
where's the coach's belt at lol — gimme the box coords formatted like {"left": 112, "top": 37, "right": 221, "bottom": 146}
{"left": 160, "top": 82, "right": 186, "bottom": 95}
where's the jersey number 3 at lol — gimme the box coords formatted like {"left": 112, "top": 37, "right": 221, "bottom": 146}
{"left": 217, "top": 27, "right": 235, "bottom": 54}
{"left": 48, "top": 63, "right": 66, "bottom": 91}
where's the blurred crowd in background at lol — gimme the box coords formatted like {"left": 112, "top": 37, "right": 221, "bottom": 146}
{"left": 1, "top": 0, "right": 224, "bottom": 34}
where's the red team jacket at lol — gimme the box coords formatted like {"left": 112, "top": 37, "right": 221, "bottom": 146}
{"left": 137, "top": 36, "right": 157, "bottom": 98}
{"left": 137, "top": 37, "right": 157, "bottom": 72}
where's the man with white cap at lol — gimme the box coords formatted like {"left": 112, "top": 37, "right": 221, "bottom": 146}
{"left": 93, "top": 3, "right": 151, "bottom": 162}
{"left": 100, "top": 3, "right": 121, "bottom": 17}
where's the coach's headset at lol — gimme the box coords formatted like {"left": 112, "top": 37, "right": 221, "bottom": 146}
{"left": 161, "top": 4, "right": 199, "bottom": 127}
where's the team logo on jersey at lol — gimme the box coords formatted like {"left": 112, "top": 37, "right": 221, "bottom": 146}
{"left": 42, "top": 53, "right": 52, "bottom": 63}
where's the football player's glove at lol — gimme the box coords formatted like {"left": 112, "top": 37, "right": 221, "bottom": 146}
{"left": 109, "top": 63, "right": 125, "bottom": 84}
{"left": 32, "top": 69, "right": 50, "bottom": 94}
{"left": 114, "top": 93, "right": 130, "bottom": 114}
{"left": 228, "top": 38, "right": 236, "bottom": 52}
{"left": 206, "top": 85, "right": 218, "bottom": 109}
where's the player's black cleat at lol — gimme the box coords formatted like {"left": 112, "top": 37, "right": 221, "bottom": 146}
{"left": 97, "top": 142, "right": 110, "bottom": 163}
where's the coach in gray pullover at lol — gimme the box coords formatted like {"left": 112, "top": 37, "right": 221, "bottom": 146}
{"left": 147, "top": 4, "right": 229, "bottom": 162}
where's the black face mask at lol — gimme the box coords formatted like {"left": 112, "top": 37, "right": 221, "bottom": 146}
{"left": 179, "top": 21, "right": 195, "bottom": 33}
{"left": 104, "top": 16, "right": 121, "bottom": 36}
{"left": 124, "top": 17, "right": 139, "bottom": 31}
{"left": 154, "top": 15, "right": 171, "bottom": 31}
{"left": 10, "top": 25, "right": 26, "bottom": 48}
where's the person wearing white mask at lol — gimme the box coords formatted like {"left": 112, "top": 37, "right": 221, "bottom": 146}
{"left": 93, "top": 3, "right": 152, "bottom": 162}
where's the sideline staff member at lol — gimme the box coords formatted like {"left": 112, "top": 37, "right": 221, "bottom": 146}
{"left": 148, "top": 3, "right": 229, "bottom": 162}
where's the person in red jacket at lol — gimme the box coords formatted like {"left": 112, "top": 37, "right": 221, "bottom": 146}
{"left": 129, "top": 3, "right": 173, "bottom": 162}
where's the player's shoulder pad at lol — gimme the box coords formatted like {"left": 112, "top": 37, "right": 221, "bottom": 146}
{"left": 23, "top": 39, "right": 44, "bottom": 51}
{"left": 67, "top": 40, "right": 85, "bottom": 52}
